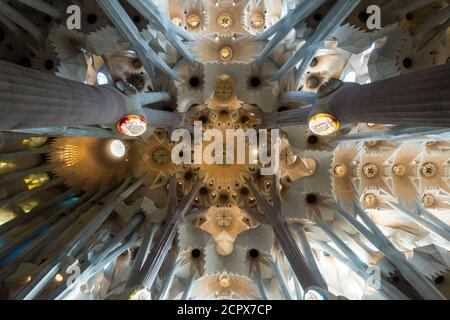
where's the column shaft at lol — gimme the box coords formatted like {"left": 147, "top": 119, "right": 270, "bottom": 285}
{"left": 0, "top": 62, "right": 128, "bottom": 130}
{"left": 330, "top": 64, "right": 450, "bottom": 126}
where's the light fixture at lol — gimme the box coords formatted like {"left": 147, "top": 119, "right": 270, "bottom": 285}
{"left": 218, "top": 272, "right": 232, "bottom": 288}
{"left": 55, "top": 274, "right": 64, "bottom": 282}
{"left": 218, "top": 46, "right": 233, "bottom": 62}
{"left": 362, "top": 163, "right": 378, "bottom": 178}
{"left": 22, "top": 137, "right": 48, "bottom": 148}
{"left": 333, "top": 164, "right": 347, "bottom": 177}
{"left": 304, "top": 288, "right": 326, "bottom": 300}
{"left": 250, "top": 14, "right": 265, "bottom": 30}
{"left": 343, "top": 71, "right": 357, "bottom": 82}
{"left": 129, "top": 288, "right": 151, "bottom": 300}
{"left": 186, "top": 14, "right": 200, "bottom": 30}
{"left": 420, "top": 162, "right": 437, "bottom": 177}
{"left": 24, "top": 173, "right": 50, "bottom": 191}
{"left": 96, "top": 72, "right": 108, "bottom": 85}
{"left": 362, "top": 193, "right": 377, "bottom": 208}
{"left": 109, "top": 139, "right": 126, "bottom": 158}
{"left": 365, "top": 141, "right": 378, "bottom": 147}
{"left": 422, "top": 193, "right": 435, "bottom": 207}
{"left": 308, "top": 113, "right": 340, "bottom": 136}
{"left": 0, "top": 209, "right": 17, "bottom": 226}
{"left": 117, "top": 115, "right": 147, "bottom": 137}
{"left": 218, "top": 13, "right": 233, "bottom": 29}
{"left": 171, "top": 17, "right": 182, "bottom": 27}
{"left": 392, "top": 164, "right": 406, "bottom": 177}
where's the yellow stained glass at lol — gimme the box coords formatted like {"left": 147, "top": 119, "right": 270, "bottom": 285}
{"left": 24, "top": 173, "right": 50, "bottom": 190}
{"left": 0, "top": 208, "right": 17, "bottom": 226}
{"left": 16, "top": 199, "right": 40, "bottom": 213}
{"left": 22, "top": 137, "right": 48, "bottom": 148}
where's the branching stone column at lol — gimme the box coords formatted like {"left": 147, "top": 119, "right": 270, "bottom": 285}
{"left": 136, "top": 176, "right": 203, "bottom": 291}
{"left": 291, "top": 224, "right": 328, "bottom": 290}
{"left": 255, "top": 0, "right": 327, "bottom": 67}
{"left": 272, "top": 0, "right": 361, "bottom": 80}
{"left": 143, "top": 109, "right": 184, "bottom": 129}
{"left": 245, "top": 175, "right": 320, "bottom": 290}
{"left": 49, "top": 212, "right": 145, "bottom": 300}
{"left": 181, "top": 271, "right": 197, "bottom": 300}
{"left": 97, "top": 0, "right": 177, "bottom": 80}
{"left": 13, "top": 175, "right": 148, "bottom": 300}
{"left": 158, "top": 259, "right": 183, "bottom": 300}
{"left": 0, "top": 61, "right": 128, "bottom": 130}
{"left": 281, "top": 91, "right": 317, "bottom": 105}
{"left": 333, "top": 202, "right": 446, "bottom": 300}
{"left": 312, "top": 64, "right": 450, "bottom": 128}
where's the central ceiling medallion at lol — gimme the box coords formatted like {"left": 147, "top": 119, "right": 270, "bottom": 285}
{"left": 151, "top": 147, "right": 170, "bottom": 166}
{"left": 215, "top": 209, "right": 233, "bottom": 228}
{"left": 280, "top": 147, "right": 297, "bottom": 166}
{"left": 214, "top": 75, "right": 234, "bottom": 102}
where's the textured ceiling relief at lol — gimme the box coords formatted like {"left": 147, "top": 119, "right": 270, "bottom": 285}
{"left": 0, "top": 0, "right": 449, "bottom": 301}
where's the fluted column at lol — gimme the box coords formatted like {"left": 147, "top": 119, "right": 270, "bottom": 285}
{"left": 0, "top": 61, "right": 128, "bottom": 130}
{"left": 143, "top": 109, "right": 184, "bottom": 129}
{"left": 262, "top": 107, "right": 313, "bottom": 128}
{"left": 281, "top": 91, "right": 317, "bottom": 105}
{"left": 291, "top": 224, "right": 328, "bottom": 290}
{"left": 325, "top": 64, "right": 450, "bottom": 126}
{"left": 158, "top": 259, "right": 182, "bottom": 300}
{"left": 253, "top": 274, "right": 269, "bottom": 300}
{"left": 272, "top": 260, "right": 292, "bottom": 300}
{"left": 126, "top": 224, "right": 159, "bottom": 289}
{"left": 139, "top": 92, "right": 171, "bottom": 106}
{"left": 181, "top": 272, "right": 196, "bottom": 300}
{"left": 245, "top": 175, "right": 320, "bottom": 290}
